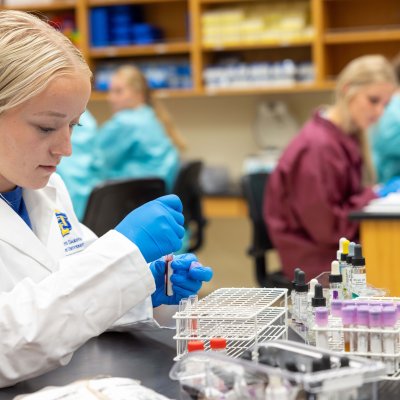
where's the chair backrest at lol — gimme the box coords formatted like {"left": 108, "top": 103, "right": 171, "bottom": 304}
{"left": 242, "top": 172, "right": 274, "bottom": 255}
{"left": 173, "top": 160, "right": 206, "bottom": 252}
{"left": 82, "top": 177, "right": 166, "bottom": 237}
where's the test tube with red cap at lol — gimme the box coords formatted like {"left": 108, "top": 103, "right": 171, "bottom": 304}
{"left": 210, "top": 337, "right": 227, "bottom": 353}
{"left": 187, "top": 340, "right": 205, "bottom": 352}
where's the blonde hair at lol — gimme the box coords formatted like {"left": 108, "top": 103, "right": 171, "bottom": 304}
{"left": 113, "top": 65, "right": 187, "bottom": 152}
{"left": 334, "top": 55, "right": 398, "bottom": 184}
{"left": 391, "top": 52, "right": 400, "bottom": 82}
{"left": 0, "top": 10, "right": 92, "bottom": 115}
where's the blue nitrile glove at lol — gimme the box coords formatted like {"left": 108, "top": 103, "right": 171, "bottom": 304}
{"left": 150, "top": 253, "right": 213, "bottom": 307}
{"left": 377, "top": 177, "right": 400, "bottom": 197}
{"left": 115, "top": 195, "right": 185, "bottom": 263}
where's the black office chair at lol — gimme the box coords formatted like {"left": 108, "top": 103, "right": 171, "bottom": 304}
{"left": 242, "top": 172, "right": 291, "bottom": 289}
{"left": 172, "top": 160, "right": 207, "bottom": 253}
{"left": 82, "top": 177, "right": 166, "bottom": 237}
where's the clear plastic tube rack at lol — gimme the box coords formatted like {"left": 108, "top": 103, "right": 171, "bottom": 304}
{"left": 173, "top": 288, "right": 288, "bottom": 360}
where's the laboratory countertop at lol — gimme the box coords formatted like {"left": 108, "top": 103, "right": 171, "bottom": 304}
{"left": 349, "top": 210, "right": 400, "bottom": 220}
{"left": 0, "top": 328, "right": 180, "bottom": 400}
{"left": 0, "top": 328, "right": 399, "bottom": 399}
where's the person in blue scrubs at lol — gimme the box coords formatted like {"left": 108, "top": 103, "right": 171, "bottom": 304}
{"left": 96, "top": 65, "right": 185, "bottom": 191}
{"left": 371, "top": 54, "right": 400, "bottom": 183}
{"left": 57, "top": 109, "right": 101, "bottom": 220}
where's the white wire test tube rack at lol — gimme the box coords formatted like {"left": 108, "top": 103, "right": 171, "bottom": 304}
{"left": 173, "top": 287, "right": 288, "bottom": 361}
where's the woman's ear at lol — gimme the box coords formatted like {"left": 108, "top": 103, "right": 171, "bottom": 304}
{"left": 341, "top": 83, "right": 349, "bottom": 96}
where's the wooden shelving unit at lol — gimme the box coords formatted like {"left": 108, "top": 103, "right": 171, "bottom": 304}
{"left": 89, "top": 41, "right": 191, "bottom": 58}
{"left": 1, "top": 0, "right": 399, "bottom": 98}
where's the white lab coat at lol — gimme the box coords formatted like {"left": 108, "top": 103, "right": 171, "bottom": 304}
{"left": 0, "top": 173, "right": 156, "bottom": 387}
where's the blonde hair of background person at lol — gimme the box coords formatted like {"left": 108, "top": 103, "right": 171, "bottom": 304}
{"left": 0, "top": 10, "right": 211, "bottom": 387}
{"left": 330, "top": 55, "right": 398, "bottom": 185}
{"left": 112, "top": 65, "right": 187, "bottom": 152}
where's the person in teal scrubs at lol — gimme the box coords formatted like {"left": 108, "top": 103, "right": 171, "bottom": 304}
{"left": 97, "top": 65, "right": 185, "bottom": 191}
{"left": 57, "top": 109, "right": 101, "bottom": 220}
{"left": 371, "top": 54, "right": 400, "bottom": 183}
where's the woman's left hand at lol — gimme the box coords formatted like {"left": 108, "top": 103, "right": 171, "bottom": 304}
{"left": 149, "top": 253, "right": 213, "bottom": 307}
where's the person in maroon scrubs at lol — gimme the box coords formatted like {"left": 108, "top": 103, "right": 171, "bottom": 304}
{"left": 264, "top": 55, "right": 398, "bottom": 280}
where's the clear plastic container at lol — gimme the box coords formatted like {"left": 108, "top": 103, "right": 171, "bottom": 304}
{"left": 170, "top": 340, "right": 386, "bottom": 400}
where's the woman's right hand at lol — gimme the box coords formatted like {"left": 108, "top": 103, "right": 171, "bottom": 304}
{"left": 115, "top": 195, "right": 185, "bottom": 262}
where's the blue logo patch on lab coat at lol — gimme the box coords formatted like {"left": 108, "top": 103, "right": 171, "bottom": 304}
{"left": 55, "top": 209, "right": 72, "bottom": 237}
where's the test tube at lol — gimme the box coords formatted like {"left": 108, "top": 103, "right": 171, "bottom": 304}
{"left": 331, "top": 299, "right": 343, "bottom": 318}
{"left": 178, "top": 298, "right": 189, "bottom": 357}
{"left": 187, "top": 340, "right": 205, "bottom": 352}
{"left": 315, "top": 307, "right": 330, "bottom": 350}
{"left": 210, "top": 337, "right": 227, "bottom": 354}
{"left": 382, "top": 306, "right": 397, "bottom": 375}
{"left": 164, "top": 254, "right": 174, "bottom": 296}
{"left": 369, "top": 306, "right": 383, "bottom": 362}
{"left": 331, "top": 299, "right": 343, "bottom": 344}
{"left": 188, "top": 295, "right": 198, "bottom": 338}
{"left": 342, "top": 306, "right": 356, "bottom": 352}
{"left": 396, "top": 303, "right": 400, "bottom": 322}
{"left": 356, "top": 305, "right": 369, "bottom": 354}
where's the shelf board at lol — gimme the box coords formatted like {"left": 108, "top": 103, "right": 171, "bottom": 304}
{"left": 89, "top": 0, "right": 187, "bottom": 5}
{"left": 324, "top": 29, "right": 400, "bottom": 44}
{"left": 203, "top": 81, "right": 334, "bottom": 96}
{"left": 90, "top": 88, "right": 199, "bottom": 101}
{"left": 90, "top": 81, "right": 334, "bottom": 101}
{"left": 203, "top": 38, "right": 313, "bottom": 51}
{"left": 200, "top": 0, "right": 259, "bottom": 3}
{"left": 3, "top": 0, "right": 77, "bottom": 11}
{"left": 89, "top": 41, "right": 191, "bottom": 58}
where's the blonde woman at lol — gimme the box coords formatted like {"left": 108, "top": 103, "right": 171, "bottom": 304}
{"left": 264, "top": 55, "right": 398, "bottom": 280}
{"left": 97, "top": 65, "right": 186, "bottom": 191}
{"left": 0, "top": 10, "right": 212, "bottom": 386}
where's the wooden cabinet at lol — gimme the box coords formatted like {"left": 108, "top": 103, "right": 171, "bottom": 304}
{"left": 317, "top": 0, "right": 400, "bottom": 81}
{"left": 1, "top": 0, "right": 399, "bottom": 98}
